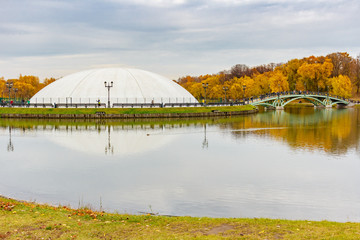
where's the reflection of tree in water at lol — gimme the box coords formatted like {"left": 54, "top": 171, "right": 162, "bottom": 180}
{"left": 1, "top": 109, "right": 359, "bottom": 155}
{"left": 226, "top": 108, "right": 360, "bottom": 154}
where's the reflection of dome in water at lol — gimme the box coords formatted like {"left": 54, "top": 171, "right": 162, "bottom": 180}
{"left": 48, "top": 127, "right": 176, "bottom": 156}
{"left": 30, "top": 68, "right": 198, "bottom": 104}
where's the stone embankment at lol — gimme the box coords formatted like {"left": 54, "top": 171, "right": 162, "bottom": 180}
{"left": 0, "top": 109, "right": 258, "bottom": 119}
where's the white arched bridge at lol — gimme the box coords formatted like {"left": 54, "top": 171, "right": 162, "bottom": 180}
{"left": 250, "top": 91, "right": 351, "bottom": 109}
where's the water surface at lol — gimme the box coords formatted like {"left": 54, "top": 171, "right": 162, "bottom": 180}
{"left": 1, "top": 107, "right": 360, "bottom": 222}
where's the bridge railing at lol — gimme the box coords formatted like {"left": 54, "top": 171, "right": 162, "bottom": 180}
{"left": 250, "top": 91, "right": 353, "bottom": 104}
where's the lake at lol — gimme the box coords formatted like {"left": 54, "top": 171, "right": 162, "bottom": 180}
{"left": 1, "top": 107, "right": 360, "bottom": 222}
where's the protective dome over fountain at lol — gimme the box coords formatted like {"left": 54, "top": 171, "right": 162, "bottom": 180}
{"left": 30, "top": 68, "right": 198, "bottom": 105}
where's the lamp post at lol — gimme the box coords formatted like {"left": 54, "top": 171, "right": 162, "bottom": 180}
{"left": 6, "top": 81, "right": 13, "bottom": 101}
{"left": 104, "top": 81, "right": 113, "bottom": 108}
{"left": 223, "top": 86, "right": 228, "bottom": 103}
{"left": 202, "top": 82, "right": 208, "bottom": 105}
{"left": 242, "top": 84, "right": 246, "bottom": 104}
{"left": 294, "top": 83, "right": 297, "bottom": 94}
{"left": 14, "top": 88, "right": 18, "bottom": 103}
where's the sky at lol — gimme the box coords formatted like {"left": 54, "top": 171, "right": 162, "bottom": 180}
{"left": 1, "top": 0, "right": 359, "bottom": 81}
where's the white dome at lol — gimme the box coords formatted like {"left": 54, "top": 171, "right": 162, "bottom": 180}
{"left": 30, "top": 68, "right": 198, "bottom": 105}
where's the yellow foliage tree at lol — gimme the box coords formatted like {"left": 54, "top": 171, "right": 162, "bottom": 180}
{"left": 297, "top": 58, "right": 333, "bottom": 91}
{"left": 330, "top": 75, "right": 352, "bottom": 98}
{"left": 229, "top": 77, "right": 245, "bottom": 101}
{"left": 269, "top": 70, "right": 289, "bottom": 92}
{"left": 188, "top": 82, "right": 203, "bottom": 100}
{"left": 253, "top": 72, "right": 271, "bottom": 94}
{"left": 242, "top": 76, "right": 257, "bottom": 98}
{"left": 0, "top": 78, "right": 5, "bottom": 98}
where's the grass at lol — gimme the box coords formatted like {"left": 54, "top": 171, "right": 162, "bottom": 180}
{"left": 0, "top": 105, "right": 255, "bottom": 116}
{"left": 1, "top": 197, "right": 360, "bottom": 239}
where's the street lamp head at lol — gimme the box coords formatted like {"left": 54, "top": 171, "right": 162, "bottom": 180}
{"left": 111, "top": 81, "right": 113, "bottom": 87}
{"left": 242, "top": 85, "right": 246, "bottom": 91}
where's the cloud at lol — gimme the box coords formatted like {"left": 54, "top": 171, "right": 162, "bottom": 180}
{"left": 0, "top": 0, "right": 359, "bottom": 79}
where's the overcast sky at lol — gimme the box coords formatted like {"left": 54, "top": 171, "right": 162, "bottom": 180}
{"left": 1, "top": 0, "right": 359, "bottom": 81}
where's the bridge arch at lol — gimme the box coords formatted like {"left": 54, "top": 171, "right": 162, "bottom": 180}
{"left": 250, "top": 92, "right": 350, "bottom": 109}
{"left": 282, "top": 96, "right": 325, "bottom": 107}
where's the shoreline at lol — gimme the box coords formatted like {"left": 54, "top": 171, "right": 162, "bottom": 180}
{"left": 0, "top": 106, "right": 258, "bottom": 119}
{"left": 1, "top": 195, "right": 360, "bottom": 239}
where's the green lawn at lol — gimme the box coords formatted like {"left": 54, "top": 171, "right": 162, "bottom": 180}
{"left": 1, "top": 197, "right": 360, "bottom": 239}
{"left": 0, "top": 105, "right": 255, "bottom": 115}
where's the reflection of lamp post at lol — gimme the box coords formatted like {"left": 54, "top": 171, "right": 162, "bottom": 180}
{"left": 104, "top": 81, "right": 113, "bottom": 108}
{"left": 202, "top": 123, "right": 208, "bottom": 149}
{"left": 6, "top": 81, "right": 13, "bottom": 101}
{"left": 202, "top": 82, "right": 209, "bottom": 105}
{"left": 223, "top": 86, "right": 228, "bottom": 103}
{"left": 7, "top": 127, "right": 14, "bottom": 152}
{"left": 105, "top": 125, "right": 114, "bottom": 155}
{"left": 242, "top": 84, "right": 246, "bottom": 104}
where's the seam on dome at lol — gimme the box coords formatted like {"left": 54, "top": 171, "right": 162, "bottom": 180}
{"left": 68, "top": 70, "right": 98, "bottom": 97}
{"left": 126, "top": 69, "right": 145, "bottom": 98}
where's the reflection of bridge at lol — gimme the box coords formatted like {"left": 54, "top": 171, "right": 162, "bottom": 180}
{"left": 250, "top": 92, "right": 350, "bottom": 110}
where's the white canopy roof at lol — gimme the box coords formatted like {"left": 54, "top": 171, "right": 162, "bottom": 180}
{"left": 30, "top": 68, "right": 198, "bottom": 104}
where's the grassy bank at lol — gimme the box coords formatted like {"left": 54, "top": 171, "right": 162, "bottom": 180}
{"left": 1, "top": 197, "right": 360, "bottom": 239}
{"left": 0, "top": 105, "right": 255, "bottom": 115}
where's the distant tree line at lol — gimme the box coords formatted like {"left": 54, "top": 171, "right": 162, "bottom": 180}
{"left": 178, "top": 52, "right": 360, "bottom": 100}
{"left": 0, "top": 75, "right": 56, "bottom": 101}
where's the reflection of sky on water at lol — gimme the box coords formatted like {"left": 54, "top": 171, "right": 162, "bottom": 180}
{"left": 47, "top": 125, "right": 178, "bottom": 156}
{"left": 1, "top": 110, "right": 360, "bottom": 222}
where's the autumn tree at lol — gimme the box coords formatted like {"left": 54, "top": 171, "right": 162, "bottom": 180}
{"left": 188, "top": 82, "right": 203, "bottom": 99}
{"left": 268, "top": 70, "right": 289, "bottom": 92}
{"left": 229, "top": 77, "right": 245, "bottom": 101}
{"left": 178, "top": 53, "right": 358, "bottom": 102}
{"left": 0, "top": 78, "right": 5, "bottom": 98}
{"left": 353, "top": 55, "right": 360, "bottom": 94}
{"left": 330, "top": 75, "right": 352, "bottom": 98}
{"left": 253, "top": 72, "right": 271, "bottom": 94}
{"left": 297, "top": 58, "right": 333, "bottom": 91}
{"left": 230, "top": 64, "right": 251, "bottom": 78}
{"left": 327, "top": 52, "right": 353, "bottom": 77}
{"left": 44, "top": 77, "right": 57, "bottom": 86}
{"left": 279, "top": 58, "right": 304, "bottom": 90}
